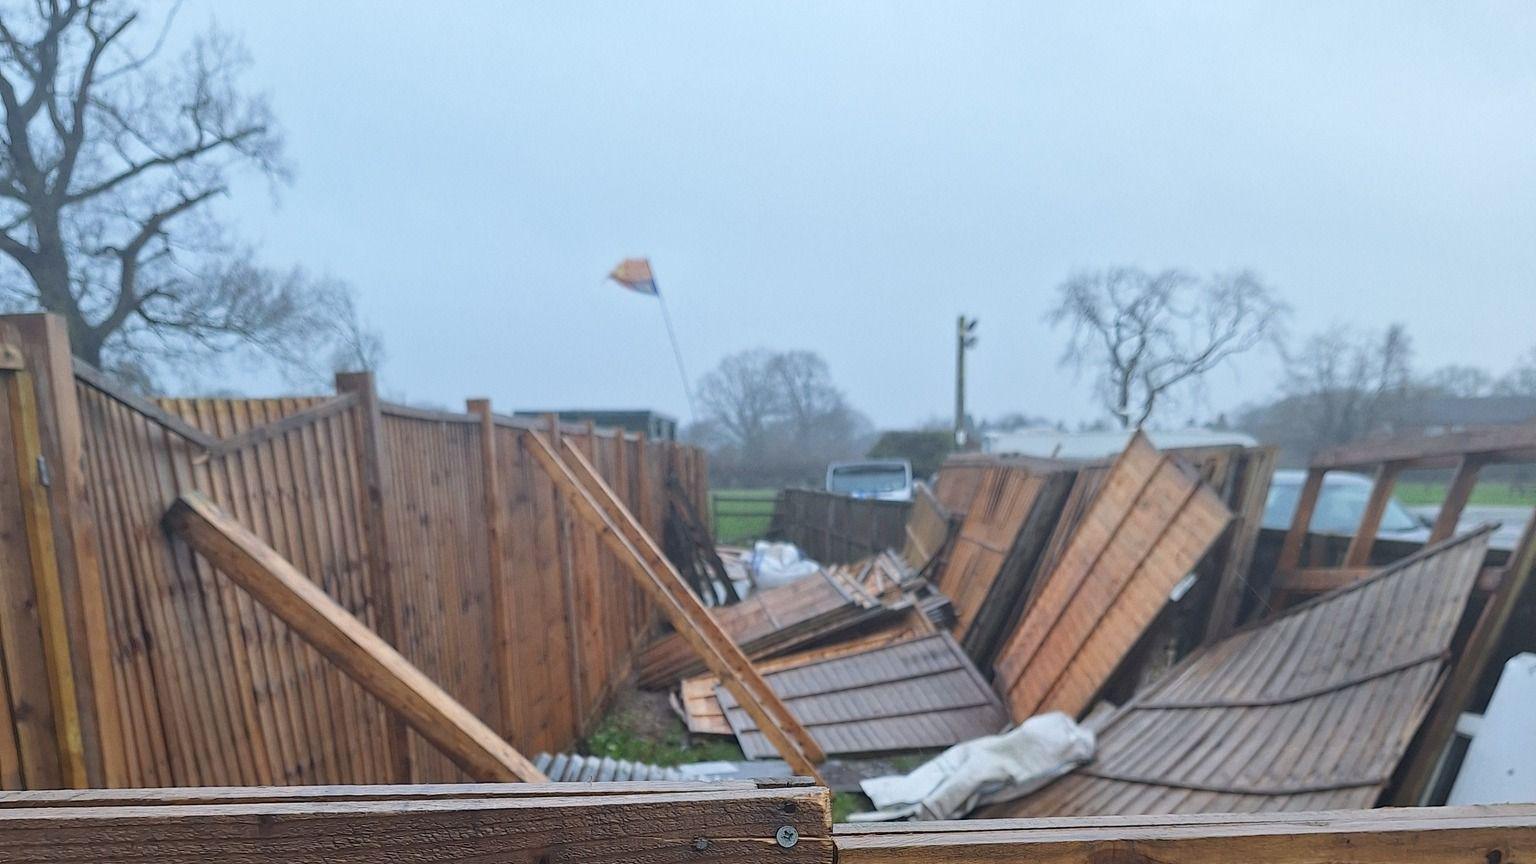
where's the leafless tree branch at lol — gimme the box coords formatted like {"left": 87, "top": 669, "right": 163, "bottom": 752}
{"left": 1047, "top": 267, "right": 1289, "bottom": 428}
{"left": 0, "top": 0, "right": 365, "bottom": 387}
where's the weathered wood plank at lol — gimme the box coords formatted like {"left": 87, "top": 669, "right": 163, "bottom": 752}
{"left": 1341, "top": 461, "right": 1403, "bottom": 567}
{"left": 834, "top": 804, "right": 1536, "bottom": 864}
{"left": 1313, "top": 423, "right": 1536, "bottom": 468}
{"left": 70, "top": 359, "right": 220, "bottom": 449}
{"left": 202, "top": 393, "right": 359, "bottom": 459}
{"left": 1428, "top": 455, "right": 1486, "bottom": 544}
{"left": 0, "top": 781, "right": 835, "bottom": 864}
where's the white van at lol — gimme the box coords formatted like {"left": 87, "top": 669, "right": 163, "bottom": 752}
{"left": 825, "top": 459, "right": 913, "bottom": 501}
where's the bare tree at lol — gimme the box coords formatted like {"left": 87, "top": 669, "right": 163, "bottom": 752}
{"left": 1047, "top": 267, "right": 1287, "bottom": 428}
{"left": 322, "top": 282, "right": 385, "bottom": 376}
{"left": 1259, "top": 323, "right": 1416, "bottom": 455}
{"left": 691, "top": 348, "right": 871, "bottom": 487}
{"left": 0, "top": 1, "right": 376, "bottom": 382}
{"left": 1423, "top": 363, "right": 1495, "bottom": 398}
{"left": 695, "top": 348, "right": 783, "bottom": 454}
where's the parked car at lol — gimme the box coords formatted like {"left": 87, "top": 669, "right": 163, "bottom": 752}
{"left": 1262, "top": 469, "right": 1431, "bottom": 541}
{"left": 825, "top": 459, "right": 913, "bottom": 501}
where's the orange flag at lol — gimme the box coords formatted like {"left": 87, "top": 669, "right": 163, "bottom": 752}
{"left": 609, "top": 258, "right": 658, "bottom": 295}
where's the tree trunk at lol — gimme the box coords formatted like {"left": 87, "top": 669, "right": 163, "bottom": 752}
{"left": 25, "top": 207, "right": 103, "bottom": 365}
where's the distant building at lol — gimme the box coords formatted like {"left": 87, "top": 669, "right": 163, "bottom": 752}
{"left": 1392, "top": 396, "right": 1536, "bottom": 436}
{"left": 983, "top": 427, "right": 1257, "bottom": 460}
{"left": 512, "top": 409, "right": 678, "bottom": 441}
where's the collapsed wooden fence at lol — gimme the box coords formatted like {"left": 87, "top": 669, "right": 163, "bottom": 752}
{"left": 0, "top": 313, "right": 709, "bottom": 790}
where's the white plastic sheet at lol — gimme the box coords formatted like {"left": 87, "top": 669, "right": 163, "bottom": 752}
{"left": 852, "top": 712, "right": 1096, "bottom": 821}
{"left": 744, "top": 540, "right": 820, "bottom": 589}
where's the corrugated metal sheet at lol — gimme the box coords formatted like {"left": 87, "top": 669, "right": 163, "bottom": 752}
{"left": 986, "top": 527, "right": 1492, "bottom": 817}
{"left": 717, "top": 632, "right": 1008, "bottom": 759}
{"left": 533, "top": 752, "right": 684, "bottom": 782}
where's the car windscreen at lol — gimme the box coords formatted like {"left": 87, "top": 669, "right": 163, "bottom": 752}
{"left": 828, "top": 465, "right": 907, "bottom": 495}
{"left": 1264, "top": 479, "right": 1422, "bottom": 533}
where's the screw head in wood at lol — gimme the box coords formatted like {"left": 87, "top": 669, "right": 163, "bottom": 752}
{"left": 775, "top": 825, "right": 798, "bottom": 848}
{"left": 693, "top": 837, "right": 710, "bottom": 851}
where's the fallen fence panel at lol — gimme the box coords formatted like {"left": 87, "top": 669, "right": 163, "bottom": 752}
{"left": 989, "top": 529, "right": 1491, "bottom": 818}
{"left": 992, "top": 432, "right": 1232, "bottom": 721}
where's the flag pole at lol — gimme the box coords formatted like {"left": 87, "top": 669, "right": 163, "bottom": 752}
{"left": 655, "top": 289, "right": 698, "bottom": 424}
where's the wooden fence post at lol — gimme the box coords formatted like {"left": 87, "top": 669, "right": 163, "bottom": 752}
{"left": 635, "top": 430, "right": 651, "bottom": 533}
{"left": 334, "top": 371, "right": 412, "bottom": 782}
{"left": 2, "top": 314, "right": 118, "bottom": 788}
{"left": 466, "top": 399, "right": 517, "bottom": 738}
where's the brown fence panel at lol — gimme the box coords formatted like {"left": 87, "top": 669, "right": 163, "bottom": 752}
{"left": 73, "top": 385, "right": 398, "bottom": 788}
{"left": 769, "top": 488, "right": 912, "bottom": 564}
{"left": 376, "top": 409, "right": 497, "bottom": 781}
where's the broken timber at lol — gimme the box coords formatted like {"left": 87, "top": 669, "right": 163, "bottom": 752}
{"left": 520, "top": 431, "right": 826, "bottom": 780}
{"left": 162, "top": 492, "right": 547, "bottom": 783}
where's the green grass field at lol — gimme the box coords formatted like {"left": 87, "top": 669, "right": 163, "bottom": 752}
{"left": 710, "top": 488, "right": 778, "bottom": 544}
{"left": 1394, "top": 480, "right": 1536, "bottom": 507}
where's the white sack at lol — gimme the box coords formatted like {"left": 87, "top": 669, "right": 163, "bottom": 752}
{"left": 852, "top": 712, "right": 1095, "bottom": 822}
{"left": 746, "top": 540, "right": 820, "bottom": 589}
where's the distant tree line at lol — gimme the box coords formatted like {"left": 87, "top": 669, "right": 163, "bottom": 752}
{"left": 1239, "top": 324, "right": 1536, "bottom": 466}
{"left": 689, "top": 269, "right": 1536, "bottom": 491}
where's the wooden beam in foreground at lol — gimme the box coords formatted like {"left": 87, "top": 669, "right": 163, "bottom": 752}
{"left": 0, "top": 780, "right": 834, "bottom": 864}
{"left": 834, "top": 804, "right": 1536, "bottom": 864}
{"left": 1, "top": 363, "right": 86, "bottom": 788}
{"left": 520, "top": 430, "right": 826, "bottom": 780}
{"left": 162, "top": 492, "right": 547, "bottom": 783}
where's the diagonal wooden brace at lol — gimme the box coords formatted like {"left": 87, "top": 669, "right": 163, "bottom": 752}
{"left": 521, "top": 430, "right": 825, "bottom": 780}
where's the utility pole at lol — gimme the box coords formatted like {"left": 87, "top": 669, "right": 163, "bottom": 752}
{"left": 955, "top": 315, "right": 978, "bottom": 448}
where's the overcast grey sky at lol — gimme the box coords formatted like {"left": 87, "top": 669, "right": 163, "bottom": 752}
{"left": 191, "top": 1, "right": 1536, "bottom": 429}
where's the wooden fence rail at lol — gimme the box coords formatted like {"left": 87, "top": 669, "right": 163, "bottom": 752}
{"left": 0, "top": 312, "right": 710, "bottom": 790}
{"left": 0, "top": 784, "right": 1528, "bottom": 864}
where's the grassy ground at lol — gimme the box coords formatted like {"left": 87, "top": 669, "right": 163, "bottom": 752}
{"left": 1394, "top": 480, "right": 1536, "bottom": 507}
{"left": 583, "top": 687, "right": 917, "bottom": 822}
{"left": 832, "top": 791, "right": 870, "bottom": 822}
{"left": 710, "top": 488, "right": 778, "bottom": 544}
{"left": 580, "top": 688, "right": 744, "bottom": 767}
